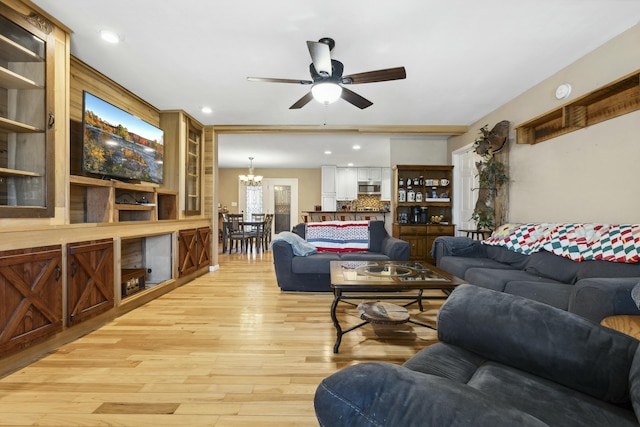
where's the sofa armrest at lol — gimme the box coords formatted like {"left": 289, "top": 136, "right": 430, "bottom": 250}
{"left": 431, "top": 236, "right": 486, "bottom": 266}
{"left": 380, "top": 235, "right": 410, "bottom": 260}
{"left": 438, "top": 284, "right": 638, "bottom": 404}
{"left": 315, "top": 362, "right": 547, "bottom": 427}
{"left": 569, "top": 278, "right": 640, "bottom": 323}
{"left": 271, "top": 240, "right": 295, "bottom": 287}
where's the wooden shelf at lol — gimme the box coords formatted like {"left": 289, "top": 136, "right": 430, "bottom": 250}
{"left": 516, "top": 69, "right": 640, "bottom": 144}
{"left": 0, "top": 116, "right": 42, "bottom": 133}
{"left": 0, "top": 34, "right": 43, "bottom": 63}
{"left": 0, "top": 65, "right": 42, "bottom": 90}
{"left": 69, "top": 175, "right": 178, "bottom": 223}
{"left": 0, "top": 167, "right": 41, "bottom": 177}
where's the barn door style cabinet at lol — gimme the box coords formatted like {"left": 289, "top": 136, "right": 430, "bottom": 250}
{"left": 0, "top": 3, "right": 56, "bottom": 217}
{"left": 67, "top": 239, "right": 114, "bottom": 326}
{"left": 178, "top": 227, "right": 211, "bottom": 277}
{"left": 0, "top": 245, "right": 62, "bottom": 356}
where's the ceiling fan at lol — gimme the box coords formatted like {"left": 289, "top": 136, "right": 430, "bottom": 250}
{"left": 247, "top": 37, "right": 406, "bottom": 110}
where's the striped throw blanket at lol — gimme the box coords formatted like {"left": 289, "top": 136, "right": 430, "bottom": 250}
{"left": 306, "top": 221, "right": 370, "bottom": 253}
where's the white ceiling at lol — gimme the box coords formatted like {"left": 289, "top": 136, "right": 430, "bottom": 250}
{"left": 32, "top": 0, "right": 640, "bottom": 168}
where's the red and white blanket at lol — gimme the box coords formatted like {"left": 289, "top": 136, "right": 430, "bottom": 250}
{"left": 484, "top": 223, "right": 640, "bottom": 263}
{"left": 306, "top": 221, "right": 370, "bottom": 253}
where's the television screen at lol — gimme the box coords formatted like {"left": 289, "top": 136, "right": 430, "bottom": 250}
{"left": 81, "top": 91, "right": 164, "bottom": 184}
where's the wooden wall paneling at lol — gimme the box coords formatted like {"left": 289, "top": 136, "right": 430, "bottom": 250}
{"left": 121, "top": 238, "right": 144, "bottom": 268}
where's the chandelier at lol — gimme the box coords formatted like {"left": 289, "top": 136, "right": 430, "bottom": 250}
{"left": 239, "top": 157, "right": 263, "bottom": 186}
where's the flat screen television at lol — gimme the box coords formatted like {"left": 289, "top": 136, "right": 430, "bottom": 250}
{"left": 81, "top": 91, "right": 164, "bottom": 184}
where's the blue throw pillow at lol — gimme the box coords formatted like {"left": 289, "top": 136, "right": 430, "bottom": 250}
{"left": 272, "top": 231, "right": 318, "bottom": 256}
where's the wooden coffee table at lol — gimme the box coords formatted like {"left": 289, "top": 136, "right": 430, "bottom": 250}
{"left": 329, "top": 260, "right": 465, "bottom": 352}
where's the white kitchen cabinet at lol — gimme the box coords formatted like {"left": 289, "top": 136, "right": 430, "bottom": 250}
{"left": 357, "top": 167, "right": 382, "bottom": 181}
{"left": 381, "top": 168, "right": 391, "bottom": 200}
{"left": 321, "top": 195, "right": 336, "bottom": 211}
{"left": 336, "top": 167, "right": 358, "bottom": 200}
{"left": 321, "top": 166, "right": 337, "bottom": 193}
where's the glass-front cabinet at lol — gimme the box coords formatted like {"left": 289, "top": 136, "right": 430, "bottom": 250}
{"left": 0, "top": 7, "right": 55, "bottom": 217}
{"left": 185, "top": 119, "right": 202, "bottom": 215}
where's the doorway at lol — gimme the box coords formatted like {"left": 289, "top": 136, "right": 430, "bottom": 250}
{"left": 239, "top": 178, "right": 299, "bottom": 235}
{"left": 452, "top": 144, "right": 481, "bottom": 233}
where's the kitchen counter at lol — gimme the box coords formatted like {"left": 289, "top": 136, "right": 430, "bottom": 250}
{"left": 303, "top": 210, "right": 389, "bottom": 222}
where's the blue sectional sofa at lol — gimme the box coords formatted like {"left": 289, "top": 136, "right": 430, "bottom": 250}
{"left": 432, "top": 223, "right": 640, "bottom": 323}
{"left": 271, "top": 220, "right": 409, "bottom": 292}
{"left": 315, "top": 284, "right": 640, "bottom": 426}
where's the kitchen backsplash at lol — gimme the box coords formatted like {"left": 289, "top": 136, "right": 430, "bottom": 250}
{"left": 337, "top": 195, "right": 386, "bottom": 211}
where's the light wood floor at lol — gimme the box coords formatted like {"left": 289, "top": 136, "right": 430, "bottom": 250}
{"left": 0, "top": 247, "right": 445, "bottom": 426}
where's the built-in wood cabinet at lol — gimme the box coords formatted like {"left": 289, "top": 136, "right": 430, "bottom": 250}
{"left": 0, "top": 245, "right": 62, "bottom": 356}
{"left": 67, "top": 239, "right": 114, "bottom": 325}
{"left": 0, "top": 2, "right": 56, "bottom": 217}
{"left": 178, "top": 227, "right": 211, "bottom": 277}
{"left": 392, "top": 165, "right": 455, "bottom": 262}
{"left": 186, "top": 120, "right": 202, "bottom": 215}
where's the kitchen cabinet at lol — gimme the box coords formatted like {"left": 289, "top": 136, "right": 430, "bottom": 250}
{"left": 67, "top": 239, "right": 114, "bottom": 325}
{"left": 336, "top": 167, "right": 357, "bottom": 200}
{"left": 357, "top": 167, "right": 382, "bottom": 182}
{"left": 0, "top": 3, "right": 57, "bottom": 217}
{"left": 0, "top": 245, "right": 62, "bottom": 356}
{"left": 321, "top": 165, "right": 336, "bottom": 193}
{"left": 381, "top": 168, "right": 391, "bottom": 200}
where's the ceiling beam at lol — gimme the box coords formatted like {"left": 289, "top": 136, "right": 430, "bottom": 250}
{"left": 211, "top": 125, "right": 468, "bottom": 135}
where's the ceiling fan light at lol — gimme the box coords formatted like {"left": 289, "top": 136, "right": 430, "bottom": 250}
{"left": 312, "top": 82, "right": 342, "bottom": 104}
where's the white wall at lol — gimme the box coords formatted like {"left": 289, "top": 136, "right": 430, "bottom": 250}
{"left": 449, "top": 22, "right": 640, "bottom": 224}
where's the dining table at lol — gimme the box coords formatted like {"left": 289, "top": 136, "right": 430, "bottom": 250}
{"left": 222, "top": 219, "right": 267, "bottom": 253}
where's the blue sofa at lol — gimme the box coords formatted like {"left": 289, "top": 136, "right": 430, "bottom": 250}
{"left": 271, "top": 221, "right": 409, "bottom": 292}
{"left": 432, "top": 236, "right": 640, "bottom": 323}
{"left": 315, "top": 284, "right": 640, "bottom": 426}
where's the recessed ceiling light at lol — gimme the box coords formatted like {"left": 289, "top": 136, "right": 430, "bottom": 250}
{"left": 100, "top": 30, "right": 121, "bottom": 44}
{"left": 324, "top": 150, "right": 332, "bottom": 155}
{"left": 352, "top": 145, "right": 361, "bottom": 150}
{"left": 201, "top": 106, "right": 213, "bottom": 114}
{"left": 347, "top": 163, "right": 354, "bottom": 166}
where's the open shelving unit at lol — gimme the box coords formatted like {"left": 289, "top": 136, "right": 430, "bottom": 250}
{"left": 69, "top": 175, "right": 178, "bottom": 223}
{"left": 516, "top": 69, "right": 640, "bottom": 144}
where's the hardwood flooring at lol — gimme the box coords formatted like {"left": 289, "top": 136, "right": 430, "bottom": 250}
{"left": 0, "top": 247, "right": 444, "bottom": 426}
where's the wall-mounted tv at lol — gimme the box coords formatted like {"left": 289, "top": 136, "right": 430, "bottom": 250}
{"left": 82, "top": 91, "right": 164, "bottom": 184}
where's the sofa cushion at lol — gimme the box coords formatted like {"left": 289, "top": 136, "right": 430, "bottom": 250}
{"left": 271, "top": 231, "right": 317, "bottom": 256}
{"left": 575, "top": 259, "right": 640, "bottom": 281}
{"left": 503, "top": 281, "right": 573, "bottom": 310}
{"left": 485, "top": 245, "right": 530, "bottom": 269}
{"left": 438, "top": 285, "right": 638, "bottom": 404}
{"left": 438, "top": 256, "right": 515, "bottom": 281}
{"left": 291, "top": 252, "right": 340, "bottom": 274}
{"left": 339, "top": 252, "right": 390, "bottom": 261}
{"left": 524, "top": 250, "right": 580, "bottom": 284}
{"left": 368, "top": 220, "right": 385, "bottom": 253}
{"left": 465, "top": 268, "right": 560, "bottom": 292}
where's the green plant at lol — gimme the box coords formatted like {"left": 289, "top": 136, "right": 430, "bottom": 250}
{"left": 471, "top": 123, "right": 509, "bottom": 230}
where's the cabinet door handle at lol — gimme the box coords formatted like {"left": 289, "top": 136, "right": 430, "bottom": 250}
{"left": 70, "top": 261, "right": 76, "bottom": 278}
{"left": 55, "top": 265, "right": 61, "bottom": 281}
{"left": 48, "top": 112, "right": 55, "bottom": 129}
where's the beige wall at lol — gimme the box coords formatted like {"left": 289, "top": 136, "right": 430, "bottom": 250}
{"left": 218, "top": 168, "right": 321, "bottom": 221}
{"left": 449, "top": 22, "right": 640, "bottom": 224}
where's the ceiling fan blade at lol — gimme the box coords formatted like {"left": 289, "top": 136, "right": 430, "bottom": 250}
{"left": 307, "top": 41, "right": 332, "bottom": 77}
{"left": 247, "top": 77, "right": 313, "bottom": 85}
{"left": 343, "top": 66, "right": 406, "bottom": 84}
{"left": 341, "top": 87, "right": 373, "bottom": 109}
{"left": 289, "top": 92, "right": 314, "bottom": 109}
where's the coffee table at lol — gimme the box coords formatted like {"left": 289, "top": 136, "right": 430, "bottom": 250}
{"left": 329, "top": 260, "right": 465, "bottom": 353}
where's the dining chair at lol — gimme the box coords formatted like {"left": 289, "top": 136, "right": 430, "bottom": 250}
{"left": 224, "top": 213, "right": 252, "bottom": 253}
{"left": 261, "top": 213, "right": 274, "bottom": 250}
